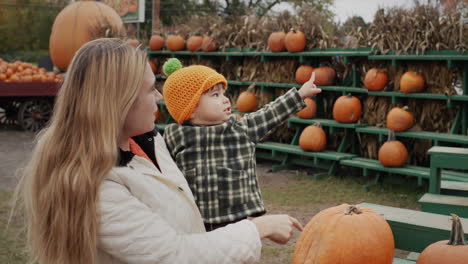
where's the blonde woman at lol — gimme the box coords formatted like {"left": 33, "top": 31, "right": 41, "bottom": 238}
{"left": 15, "top": 38, "right": 302, "bottom": 264}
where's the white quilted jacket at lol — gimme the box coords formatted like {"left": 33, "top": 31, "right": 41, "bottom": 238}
{"left": 97, "top": 133, "right": 262, "bottom": 264}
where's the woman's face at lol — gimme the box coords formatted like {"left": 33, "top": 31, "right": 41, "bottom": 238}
{"left": 122, "top": 63, "right": 163, "bottom": 138}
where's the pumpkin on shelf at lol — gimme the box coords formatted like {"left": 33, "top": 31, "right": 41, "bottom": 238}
{"left": 292, "top": 204, "right": 395, "bottom": 264}
{"left": 285, "top": 29, "right": 306, "bottom": 52}
{"left": 332, "top": 94, "right": 362, "bottom": 123}
{"left": 267, "top": 31, "right": 286, "bottom": 52}
{"left": 187, "top": 35, "right": 203, "bottom": 51}
{"left": 149, "top": 35, "right": 164, "bottom": 51}
{"left": 295, "top": 65, "right": 314, "bottom": 84}
{"left": 201, "top": 36, "right": 217, "bottom": 52}
{"left": 165, "top": 35, "right": 185, "bottom": 51}
{"left": 149, "top": 59, "right": 157, "bottom": 74}
{"left": 298, "top": 123, "right": 326, "bottom": 152}
{"left": 236, "top": 83, "right": 257, "bottom": 113}
{"left": 296, "top": 98, "right": 316, "bottom": 119}
{"left": 400, "top": 71, "right": 425, "bottom": 93}
{"left": 313, "top": 67, "right": 335, "bottom": 86}
{"left": 49, "top": 1, "right": 124, "bottom": 71}
{"left": 378, "top": 130, "right": 408, "bottom": 167}
{"left": 386, "top": 106, "right": 414, "bottom": 132}
{"left": 364, "top": 68, "right": 389, "bottom": 91}
{"left": 417, "top": 214, "right": 468, "bottom": 264}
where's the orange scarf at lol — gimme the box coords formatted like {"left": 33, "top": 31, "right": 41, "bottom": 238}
{"left": 129, "top": 138, "right": 154, "bottom": 164}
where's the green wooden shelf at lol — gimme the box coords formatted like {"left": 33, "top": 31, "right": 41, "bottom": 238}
{"left": 287, "top": 117, "right": 366, "bottom": 129}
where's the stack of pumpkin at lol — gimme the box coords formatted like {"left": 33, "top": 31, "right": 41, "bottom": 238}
{"left": 149, "top": 34, "right": 218, "bottom": 52}
{"left": 0, "top": 59, "right": 63, "bottom": 83}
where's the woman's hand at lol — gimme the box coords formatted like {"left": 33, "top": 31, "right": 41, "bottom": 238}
{"left": 251, "top": 214, "right": 303, "bottom": 244}
{"left": 298, "top": 72, "right": 322, "bottom": 99}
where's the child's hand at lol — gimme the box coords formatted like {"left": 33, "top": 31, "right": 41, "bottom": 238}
{"left": 298, "top": 72, "right": 322, "bottom": 99}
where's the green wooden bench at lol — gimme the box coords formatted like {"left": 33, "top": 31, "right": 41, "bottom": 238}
{"left": 441, "top": 180, "right": 468, "bottom": 196}
{"left": 419, "top": 193, "right": 468, "bottom": 218}
{"left": 358, "top": 202, "right": 468, "bottom": 253}
{"left": 428, "top": 146, "right": 468, "bottom": 194}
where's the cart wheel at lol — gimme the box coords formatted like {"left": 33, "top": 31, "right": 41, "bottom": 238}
{"left": 0, "top": 101, "right": 21, "bottom": 126}
{"left": 18, "top": 99, "right": 53, "bottom": 132}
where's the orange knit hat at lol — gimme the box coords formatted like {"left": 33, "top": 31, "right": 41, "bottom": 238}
{"left": 162, "top": 58, "right": 227, "bottom": 123}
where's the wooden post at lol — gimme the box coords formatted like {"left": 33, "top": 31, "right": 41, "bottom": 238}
{"left": 152, "top": 0, "right": 160, "bottom": 34}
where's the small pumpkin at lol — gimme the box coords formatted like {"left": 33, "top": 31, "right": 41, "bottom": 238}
{"left": 187, "top": 35, "right": 203, "bottom": 51}
{"left": 165, "top": 35, "right": 185, "bottom": 51}
{"left": 149, "top": 35, "right": 164, "bottom": 51}
{"left": 293, "top": 204, "right": 395, "bottom": 264}
{"left": 400, "top": 71, "right": 425, "bottom": 93}
{"left": 364, "top": 68, "right": 389, "bottom": 91}
{"left": 417, "top": 214, "right": 468, "bottom": 264}
{"left": 386, "top": 106, "right": 414, "bottom": 132}
{"left": 299, "top": 124, "right": 326, "bottom": 152}
{"left": 154, "top": 110, "right": 160, "bottom": 122}
{"left": 149, "top": 60, "right": 157, "bottom": 74}
{"left": 296, "top": 98, "right": 316, "bottom": 119}
{"left": 268, "top": 31, "right": 286, "bottom": 52}
{"left": 285, "top": 30, "right": 306, "bottom": 52}
{"left": 332, "top": 94, "right": 362, "bottom": 123}
{"left": 295, "top": 65, "right": 314, "bottom": 84}
{"left": 313, "top": 67, "right": 335, "bottom": 86}
{"left": 236, "top": 87, "right": 257, "bottom": 113}
{"left": 378, "top": 130, "right": 408, "bottom": 167}
{"left": 201, "top": 36, "right": 217, "bottom": 52}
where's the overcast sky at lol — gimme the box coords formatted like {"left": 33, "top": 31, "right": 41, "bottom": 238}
{"left": 272, "top": 0, "right": 416, "bottom": 24}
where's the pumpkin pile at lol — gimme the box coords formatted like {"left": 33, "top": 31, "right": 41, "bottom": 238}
{"left": 0, "top": 59, "right": 63, "bottom": 83}
{"left": 149, "top": 34, "right": 219, "bottom": 52}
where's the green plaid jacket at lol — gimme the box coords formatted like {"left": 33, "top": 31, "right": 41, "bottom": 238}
{"left": 163, "top": 88, "right": 306, "bottom": 224}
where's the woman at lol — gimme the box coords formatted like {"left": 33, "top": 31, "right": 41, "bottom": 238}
{"left": 16, "top": 38, "right": 302, "bottom": 264}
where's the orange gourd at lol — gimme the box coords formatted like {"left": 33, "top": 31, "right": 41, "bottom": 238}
{"left": 187, "top": 36, "right": 203, "bottom": 51}
{"left": 298, "top": 124, "right": 326, "bottom": 152}
{"left": 400, "top": 71, "right": 425, "bottom": 93}
{"left": 386, "top": 106, "right": 414, "bottom": 132}
{"left": 313, "top": 67, "right": 335, "bottom": 86}
{"left": 201, "top": 36, "right": 217, "bottom": 52}
{"left": 166, "top": 35, "right": 185, "bottom": 51}
{"left": 236, "top": 90, "right": 257, "bottom": 113}
{"left": 149, "top": 35, "right": 164, "bottom": 51}
{"left": 293, "top": 204, "right": 395, "bottom": 264}
{"left": 49, "top": 1, "right": 124, "bottom": 71}
{"left": 417, "top": 214, "right": 468, "bottom": 264}
{"left": 378, "top": 131, "right": 408, "bottom": 167}
{"left": 268, "top": 32, "right": 286, "bottom": 52}
{"left": 364, "top": 68, "right": 389, "bottom": 91}
{"left": 296, "top": 98, "right": 316, "bottom": 119}
{"left": 295, "top": 65, "right": 314, "bottom": 84}
{"left": 285, "top": 30, "right": 306, "bottom": 52}
{"left": 332, "top": 94, "right": 362, "bottom": 123}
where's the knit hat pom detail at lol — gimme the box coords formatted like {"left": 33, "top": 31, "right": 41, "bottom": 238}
{"left": 163, "top": 58, "right": 183, "bottom": 77}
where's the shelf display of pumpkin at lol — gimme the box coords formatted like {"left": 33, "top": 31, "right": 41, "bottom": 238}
{"left": 400, "top": 71, "right": 425, "bottom": 93}
{"left": 149, "top": 35, "right": 165, "bottom": 51}
{"left": 285, "top": 29, "right": 306, "bottom": 52}
{"left": 416, "top": 214, "right": 468, "bottom": 264}
{"left": 313, "top": 66, "right": 335, "bottom": 86}
{"left": 364, "top": 68, "right": 389, "bottom": 91}
{"left": 298, "top": 123, "right": 326, "bottom": 152}
{"left": 292, "top": 204, "right": 395, "bottom": 264}
{"left": 378, "top": 130, "right": 408, "bottom": 167}
{"left": 332, "top": 94, "right": 362, "bottom": 123}
{"left": 296, "top": 98, "right": 317, "bottom": 119}
{"left": 236, "top": 83, "right": 257, "bottom": 113}
{"left": 165, "top": 34, "right": 185, "bottom": 51}
{"left": 386, "top": 106, "right": 414, "bottom": 132}
{"left": 295, "top": 65, "right": 314, "bottom": 84}
{"left": 267, "top": 31, "right": 286, "bottom": 52}
{"left": 187, "top": 35, "right": 204, "bottom": 51}
{"left": 0, "top": 59, "right": 63, "bottom": 82}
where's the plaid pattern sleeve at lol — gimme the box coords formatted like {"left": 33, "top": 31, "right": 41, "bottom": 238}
{"left": 238, "top": 87, "right": 306, "bottom": 143}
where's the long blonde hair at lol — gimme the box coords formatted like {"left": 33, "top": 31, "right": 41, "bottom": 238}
{"left": 15, "top": 38, "right": 148, "bottom": 264}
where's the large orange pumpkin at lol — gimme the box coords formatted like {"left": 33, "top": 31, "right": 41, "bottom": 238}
{"left": 417, "top": 214, "right": 468, "bottom": 264}
{"left": 400, "top": 71, "right": 425, "bottom": 93}
{"left": 313, "top": 67, "right": 335, "bottom": 86}
{"left": 364, "top": 68, "right": 389, "bottom": 91}
{"left": 298, "top": 124, "right": 326, "bottom": 152}
{"left": 187, "top": 35, "right": 203, "bottom": 51}
{"left": 332, "top": 95, "right": 362, "bottom": 123}
{"left": 285, "top": 30, "right": 306, "bottom": 52}
{"left": 295, "top": 65, "right": 314, "bottom": 84}
{"left": 268, "top": 31, "right": 286, "bottom": 52}
{"left": 386, "top": 106, "right": 414, "bottom": 132}
{"left": 49, "top": 1, "right": 124, "bottom": 71}
{"left": 378, "top": 132, "right": 408, "bottom": 167}
{"left": 236, "top": 91, "right": 257, "bottom": 112}
{"left": 201, "top": 36, "right": 217, "bottom": 52}
{"left": 293, "top": 204, "right": 395, "bottom": 264}
{"left": 149, "top": 35, "right": 164, "bottom": 50}
{"left": 165, "top": 35, "right": 185, "bottom": 51}
{"left": 296, "top": 98, "right": 316, "bottom": 119}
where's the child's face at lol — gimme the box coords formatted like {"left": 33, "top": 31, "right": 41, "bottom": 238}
{"left": 189, "top": 83, "right": 231, "bottom": 125}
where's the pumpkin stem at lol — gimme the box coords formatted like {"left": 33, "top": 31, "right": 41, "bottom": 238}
{"left": 448, "top": 214, "right": 467, "bottom": 245}
{"left": 314, "top": 122, "right": 322, "bottom": 128}
{"left": 344, "top": 205, "right": 362, "bottom": 215}
{"left": 387, "top": 129, "right": 396, "bottom": 141}
{"left": 246, "top": 83, "right": 256, "bottom": 93}
{"left": 402, "top": 106, "right": 410, "bottom": 112}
